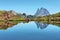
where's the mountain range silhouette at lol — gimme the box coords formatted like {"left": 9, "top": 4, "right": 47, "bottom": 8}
{"left": 35, "top": 7, "right": 50, "bottom": 17}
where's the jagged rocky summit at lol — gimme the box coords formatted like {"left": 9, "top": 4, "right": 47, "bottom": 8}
{"left": 35, "top": 7, "right": 50, "bottom": 17}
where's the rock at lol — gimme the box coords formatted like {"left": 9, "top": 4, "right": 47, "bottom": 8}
{"left": 35, "top": 7, "right": 50, "bottom": 17}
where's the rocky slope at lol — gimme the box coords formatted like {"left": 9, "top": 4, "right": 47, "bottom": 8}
{"left": 35, "top": 7, "right": 50, "bottom": 17}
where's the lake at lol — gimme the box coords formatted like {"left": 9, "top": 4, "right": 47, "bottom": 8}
{"left": 0, "top": 21, "right": 60, "bottom": 40}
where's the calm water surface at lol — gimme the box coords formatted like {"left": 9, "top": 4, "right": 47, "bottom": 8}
{"left": 0, "top": 21, "right": 60, "bottom": 40}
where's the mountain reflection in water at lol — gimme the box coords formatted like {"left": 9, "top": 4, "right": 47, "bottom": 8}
{"left": 35, "top": 21, "right": 60, "bottom": 29}
{"left": 0, "top": 21, "right": 60, "bottom": 30}
{"left": 35, "top": 22, "right": 48, "bottom": 29}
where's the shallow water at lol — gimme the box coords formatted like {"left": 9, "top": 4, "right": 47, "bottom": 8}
{"left": 0, "top": 21, "right": 60, "bottom": 40}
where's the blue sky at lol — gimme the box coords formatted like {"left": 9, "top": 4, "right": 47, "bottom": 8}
{"left": 0, "top": 0, "right": 60, "bottom": 15}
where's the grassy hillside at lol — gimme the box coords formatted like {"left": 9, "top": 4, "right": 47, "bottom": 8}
{"left": 0, "top": 10, "right": 26, "bottom": 21}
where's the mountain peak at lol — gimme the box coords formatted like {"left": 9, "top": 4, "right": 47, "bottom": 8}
{"left": 35, "top": 7, "right": 50, "bottom": 17}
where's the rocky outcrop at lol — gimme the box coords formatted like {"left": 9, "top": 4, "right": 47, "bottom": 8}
{"left": 35, "top": 7, "right": 50, "bottom": 17}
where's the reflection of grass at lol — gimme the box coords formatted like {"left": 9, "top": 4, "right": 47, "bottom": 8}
{"left": 0, "top": 20, "right": 60, "bottom": 30}
{"left": 0, "top": 20, "right": 30, "bottom": 30}
{"left": 35, "top": 20, "right": 60, "bottom": 27}
{"left": 0, "top": 20, "right": 23, "bottom": 30}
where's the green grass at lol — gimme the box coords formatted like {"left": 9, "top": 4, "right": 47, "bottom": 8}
{"left": 8, "top": 17, "right": 25, "bottom": 21}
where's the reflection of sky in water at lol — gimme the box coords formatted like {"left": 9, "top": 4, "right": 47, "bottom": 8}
{"left": 0, "top": 22, "right": 60, "bottom": 40}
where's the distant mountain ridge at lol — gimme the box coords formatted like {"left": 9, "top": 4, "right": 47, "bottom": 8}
{"left": 35, "top": 7, "right": 50, "bottom": 17}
